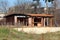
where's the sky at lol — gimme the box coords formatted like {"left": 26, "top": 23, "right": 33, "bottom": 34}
{"left": 7, "top": 0, "right": 52, "bottom": 7}
{"left": 0, "top": 0, "right": 60, "bottom": 9}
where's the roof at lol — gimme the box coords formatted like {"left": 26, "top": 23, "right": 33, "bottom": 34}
{"left": 5, "top": 13, "right": 30, "bottom": 17}
{"left": 5, "top": 13, "right": 53, "bottom": 18}
{"left": 27, "top": 14, "right": 53, "bottom": 17}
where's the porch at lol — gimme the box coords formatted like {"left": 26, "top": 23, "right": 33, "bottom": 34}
{"left": 5, "top": 13, "right": 53, "bottom": 27}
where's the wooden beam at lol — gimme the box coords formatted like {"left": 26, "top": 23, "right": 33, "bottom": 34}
{"left": 47, "top": 18, "right": 49, "bottom": 26}
{"left": 41, "top": 18, "right": 44, "bottom": 27}
{"left": 28, "top": 17, "right": 32, "bottom": 27}
{"left": 32, "top": 18, "right": 34, "bottom": 27}
{"left": 50, "top": 18, "right": 53, "bottom": 27}
{"left": 26, "top": 19, "right": 27, "bottom": 26}
{"left": 44, "top": 18, "right": 45, "bottom": 27}
{"left": 14, "top": 16, "right": 17, "bottom": 25}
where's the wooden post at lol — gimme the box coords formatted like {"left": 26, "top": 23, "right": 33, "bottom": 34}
{"left": 26, "top": 19, "right": 27, "bottom": 26}
{"left": 44, "top": 18, "right": 45, "bottom": 27}
{"left": 28, "top": 17, "right": 32, "bottom": 27}
{"left": 41, "top": 18, "right": 44, "bottom": 27}
{"left": 50, "top": 18, "right": 53, "bottom": 27}
{"left": 14, "top": 16, "right": 17, "bottom": 25}
{"left": 32, "top": 18, "right": 34, "bottom": 27}
{"left": 47, "top": 18, "right": 49, "bottom": 26}
{"left": 23, "top": 19, "right": 24, "bottom": 26}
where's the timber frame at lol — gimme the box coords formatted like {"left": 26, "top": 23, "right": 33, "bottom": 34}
{"left": 5, "top": 13, "right": 53, "bottom": 27}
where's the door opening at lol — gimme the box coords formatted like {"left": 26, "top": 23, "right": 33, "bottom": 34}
{"left": 34, "top": 17, "right": 41, "bottom": 26}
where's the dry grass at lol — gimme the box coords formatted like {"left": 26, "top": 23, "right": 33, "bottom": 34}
{"left": 0, "top": 26, "right": 60, "bottom": 40}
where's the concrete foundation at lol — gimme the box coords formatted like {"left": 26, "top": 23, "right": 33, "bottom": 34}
{"left": 14, "top": 27, "right": 60, "bottom": 34}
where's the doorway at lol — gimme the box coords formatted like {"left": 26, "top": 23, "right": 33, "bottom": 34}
{"left": 17, "top": 17, "right": 28, "bottom": 26}
{"left": 34, "top": 17, "right": 41, "bottom": 26}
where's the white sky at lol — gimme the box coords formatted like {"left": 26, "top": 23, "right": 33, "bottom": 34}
{"left": 0, "top": 0, "right": 60, "bottom": 9}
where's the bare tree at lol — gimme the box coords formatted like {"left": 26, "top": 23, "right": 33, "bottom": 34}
{"left": 32, "top": 0, "right": 41, "bottom": 13}
{"left": 0, "top": 0, "right": 9, "bottom": 14}
{"left": 53, "top": 0, "right": 59, "bottom": 26}
{"left": 9, "top": 0, "right": 41, "bottom": 14}
{"left": 11, "top": 0, "right": 33, "bottom": 13}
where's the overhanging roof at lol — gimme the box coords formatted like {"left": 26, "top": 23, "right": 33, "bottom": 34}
{"left": 4, "top": 13, "right": 53, "bottom": 18}
{"left": 4, "top": 13, "right": 30, "bottom": 17}
{"left": 27, "top": 14, "right": 53, "bottom": 17}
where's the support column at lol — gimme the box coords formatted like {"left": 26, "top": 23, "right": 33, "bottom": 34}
{"left": 26, "top": 19, "right": 27, "bottom": 26}
{"left": 47, "top": 18, "right": 49, "bottom": 26}
{"left": 32, "top": 18, "right": 34, "bottom": 27}
{"left": 28, "top": 17, "right": 32, "bottom": 27}
{"left": 44, "top": 18, "right": 45, "bottom": 27}
{"left": 14, "top": 16, "right": 17, "bottom": 25}
{"left": 41, "top": 18, "right": 44, "bottom": 27}
{"left": 50, "top": 18, "right": 53, "bottom": 27}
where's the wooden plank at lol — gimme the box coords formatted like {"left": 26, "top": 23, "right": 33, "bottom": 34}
{"left": 50, "top": 18, "right": 53, "bottom": 27}
{"left": 41, "top": 18, "right": 44, "bottom": 27}
{"left": 14, "top": 16, "right": 17, "bottom": 25}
